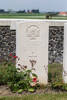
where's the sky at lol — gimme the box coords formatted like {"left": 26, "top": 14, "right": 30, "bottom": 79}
{"left": 0, "top": 0, "right": 67, "bottom": 12}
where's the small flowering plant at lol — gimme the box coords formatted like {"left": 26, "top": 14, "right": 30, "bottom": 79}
{"left": 9, "top": 53, "right": 12, "bottom": 56}
{"left": 33, "top": 77, "right": 37, "bottom": 82}
{"left": 8, "top": 53, "right": 38, "bottom": 92}
{"left": 9, "top": 53, "right": 18, "bottom": 59}
{"left": 30, "top": 77, "right": 38, "bottom": 87}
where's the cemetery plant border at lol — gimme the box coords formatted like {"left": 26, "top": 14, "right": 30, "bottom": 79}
{"left": 0, "top": 54, "right": 39, "bottom": 93}
{"left": 0, "top": 56, "right": 67, "bottom": 94}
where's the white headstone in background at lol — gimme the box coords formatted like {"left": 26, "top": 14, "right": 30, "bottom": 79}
{"left": 16, "top": 21, "right": 49, "bottom": 85}
{"left": 63, "top": 23, "right": 67, "bottom": 83}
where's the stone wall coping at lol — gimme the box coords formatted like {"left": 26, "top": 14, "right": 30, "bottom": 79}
{"left": 0, "top": 19, "right": 67, "bottom": 22}
{"left": 0, "top": 19, "right": 67, "bottom": 29}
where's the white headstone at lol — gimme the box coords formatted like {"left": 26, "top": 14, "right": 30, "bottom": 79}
{"left": 63, "top": 23, "right": 67, "bottom": 83}
{"left": 16, "top": 21, "right": 49, "bottom": 85}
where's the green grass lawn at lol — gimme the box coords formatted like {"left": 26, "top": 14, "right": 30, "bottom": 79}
{"left": 0, "top": 93, "right": 67, "bottom": 100}
{"left": 0, "top": 13, "right": 67, "bottom": 19}
{"left": 0, "top": 13, "right": 46, "bottom": 19}
{"left": 0, "top": 15, "right": 45, "bottom": 19}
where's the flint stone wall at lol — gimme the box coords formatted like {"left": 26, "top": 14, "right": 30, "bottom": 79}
{"left": 49, "top": 26, "right": 64, "bottom": 64}
{"left": 0, "top": 26, "right": 64, "bottom": 64}
{"left": 0, "top": 26, "right": 16, "bottom": 62}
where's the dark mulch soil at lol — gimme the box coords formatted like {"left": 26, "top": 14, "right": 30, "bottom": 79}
{"left": 0, "top": 85, "right": 67, "bottom": 96}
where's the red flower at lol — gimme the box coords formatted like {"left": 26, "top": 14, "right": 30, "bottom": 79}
{"left": 13, "top": 56, "right": 18, "bottom": 59}
{"left": 32, "top": 77, "right": 37, "bottom": 82}
{"left": 9, "top": 53, "right": 13, "bottom": 57}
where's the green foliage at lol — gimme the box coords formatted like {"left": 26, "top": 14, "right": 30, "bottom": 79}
{"left": 48, "top": 64, "right": 67, "bottom": 91}
{"left": 50, "top": 70, "right": 63, "bottom": 90}
{"left": 0, "top": 63, "right": 38, "bottom": 93}
{"left": 0, "top": 63, "right": 9, "bottom": 85}
{"left": 28, "top": 88, "right": 35, "bottom": 92}
{"left": 17, "top": 89, "right": 23, "bottom": 94}
{"left": 48, "top": 63, "right": 62, "bottom": 82}
{"left": 1, "top": 62, "right": 67, "bottom": 92}
{"left": 51, "top": 81, "right": 63, "bottom": 90}
{"left": 48, "top": 63, "right": 67, "bottom": 91}
{"left": 48, "top": 72, "right": 52, "bottom": 82}
{"left": 51, "top": 81, "right": 67, "bottom": 91}
{"left": 32, "top": 73, "right": 37, "bottom": 78}
{"left": 62, "top": 84, "right": 67, "bottom": 91}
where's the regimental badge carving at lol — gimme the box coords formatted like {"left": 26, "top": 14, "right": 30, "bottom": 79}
{"left": 26, "top": 25, "right": 40, "bottom": 40}
{"left": 29, "top": 59, "right": 36, "bottom": 70}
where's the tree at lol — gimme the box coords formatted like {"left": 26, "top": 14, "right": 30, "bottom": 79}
{"left": 45, "top": 12, "right": 58, "bottom": 19}
{"left": 17, "top": 10, "right": 26, "bottom": 13}
{"left": 31, "top": 9, "right": 40, "bottom": 13}
{"left": 0, "top": 9, "right": 5, "bottom": 13}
